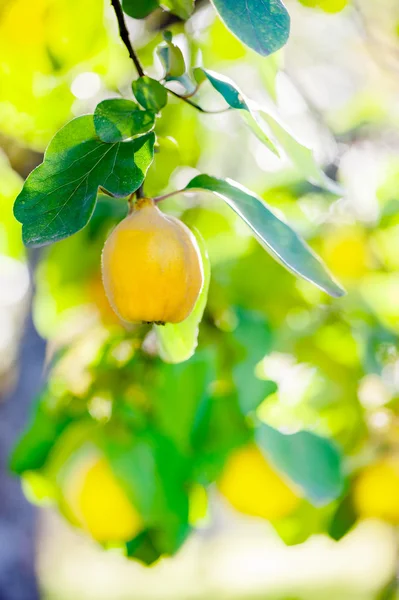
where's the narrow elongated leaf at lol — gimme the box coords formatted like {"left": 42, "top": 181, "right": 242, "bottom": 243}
{"left": 202, "top": 69, "right": 278, "bottom": 155}
{"left": 14, "top": 116, "right": 155, "bottom": 246}
{"left": 185, "top": 174, "right": 345, "bottom": 297}
{"left": 132, "top": 77, "right": 168, "bottom": 112}
{"left": 201, "top": 69, "right": 341, "bottom": 194}
{"left": 156, "top": 229, "right": 210, "bottom": 364}
{"left": 256, "top": 423, "right": 344, "bottom": 504}
{"left": 94, "top": 99, "right": 155, "bottom": 143}
{"left": 161, "top": 0, "right": 194, "bottom": 19}
{"left": 211, "top": 0, "right": 290, "bottom": 56}
{"left": 122, "top": 0, "right": 159, "bottom": 18}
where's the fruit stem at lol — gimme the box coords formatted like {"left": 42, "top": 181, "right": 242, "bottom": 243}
{"left": 110, "top": 0, "right": 145, "bottom": 78}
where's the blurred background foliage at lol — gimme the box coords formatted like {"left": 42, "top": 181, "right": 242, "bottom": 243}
{"left": 2, "top": 0, "right": 399, "bottom": 598}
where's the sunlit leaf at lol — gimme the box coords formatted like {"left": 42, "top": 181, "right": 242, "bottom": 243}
{"left": 211, "top": 0, "right": 290, "bottom": 56}
{"left": 132, "top": 76, "right": 168, "bottom": 112}
{"left": 122, "top": 0, "right": 159, "bottom": 18}
{"left": 14, "top": 116, "right": 155, "bottom": 246}
{"left": 257, "top": 423, "right": 344, "bottom": 504}
{"left": 201, "top": 69, "right": 341, "bottom": 193}
{"left": 94, "top": 99, "right": 155, "bottom": 143}
{"left": 157, "top": 42, "right": 186, "bottom": 78}
{"left": 185, "top": 174, "right": 345, "bottom": 297}
{"left": 156, "top": 229, "right": 210, "bottom": 364}
{"left": 161, "top": 0, "right": 194, "bottom": 19}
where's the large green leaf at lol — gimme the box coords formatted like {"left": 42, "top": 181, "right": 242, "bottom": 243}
{"left": 14, "top": 116, "right": 155, "bottom": 247}
{"left": 201, "top": 69, "right": 341, "bottom": 194}
{"left": 122, "top": 0, "right": 159, "bottom": 18}
{"left": 94, "top": 99, "right": 155, "bottom": 143}
{"left": 156, "top": 229, "right": 211, "bottom": 364}
{"left": 257, "top": 423, "right": 344, "bottom": 504}
{"left": 161, "top": 0, "right": 194, "bottom": 19}
{"left": 185, "top": 175, "right": 345, "bottom": 297}
{"left": 211, "top": 0, "right": 290, "bottom": 56}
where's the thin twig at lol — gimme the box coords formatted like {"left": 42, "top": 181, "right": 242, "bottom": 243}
{"left": 110, "top": 0, "right": 145, "bottom": 77}
{"left": 167, "top": 89, "right": 232, "bottom": 114}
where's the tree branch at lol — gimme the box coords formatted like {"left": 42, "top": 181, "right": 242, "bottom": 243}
{"left": 110, "top": 0, "right": 145, "bottom": 77}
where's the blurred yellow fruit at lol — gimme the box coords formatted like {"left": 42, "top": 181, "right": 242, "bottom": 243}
{"left": 353, "top": 456, "right": 399, "bottom": 524}
{"left": 87, "top": 274, "right": 121, "bottom": 326}
{"left": 300, "top": 0, "right": 348, "bottom": 13}
{"left": 64, "top": 455, "right": 142, "bottom": 542}
{"left": 218, "top": 444, "right": 300, "bottom": 521}
{"left": 102, "top": 198, "right": 203, "bottom": 324}
{"left": 323, "top": 228, "right": 370, "bottom": 280}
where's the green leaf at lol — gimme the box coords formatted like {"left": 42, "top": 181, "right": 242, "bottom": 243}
{"left": 256, "top": 423, "right": 344, "bottom": 504}
{"left": 122, "top": 0, "right": 159, "bottom": 18}
{"left": 102, "top": 427, "right": 190, "bottom": 554}
{"left": 10, "top": 398, "right": 72, "bottom": 475}
{"left": 202, "top": 69, "right": 278, "bottom": 155}
{"left": 230, "top": 309, "right": 275, "bottom": 414}
{"left": 211, "top": 0, "right": 290, "bottom": 56}
{"left": 201, "top": 69, "right": 341, "bottom": 193}
{"left": 94, "top": 99, "right": 155, "bottom": 143}
{"left": 185, "top": 175, "right": 345, "bottom": 298}
{"left": 156, "top": 229, "right": 210, "bottom": 364}
{"left": 14, "top": 116, "right": 155, "bottom": 247}
{"left": 157, "top": 43, "right": 185, "bottom": 78}
{"left": 132, "top": 77, "right": 168, "bottom": 112}
{"left": 161, "top": 0, "right": 194, "bottom": 19}
{"left": 151, "top": 351, "right": 216, "bottom": 453}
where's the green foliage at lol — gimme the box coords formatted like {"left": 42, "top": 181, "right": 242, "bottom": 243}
{"left": 13, "top": 117, "right": 155, "bottom": 246}
{"left": 211, "top": 0, "right": 290, "bottom": 56}
{"left": 185, "top": 175, "right": 345, "bottom": 297}
{"left": 161, "top": 0, "right": 194, "bottom": 19}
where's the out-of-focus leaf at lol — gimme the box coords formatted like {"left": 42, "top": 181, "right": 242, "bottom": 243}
{"left": 161, "top": 0, "right": 194, "bottom": 19}
{"left": 230, "top": 309, "right": 275, "bottom": 414}
{"left": 101, "top": 427, "right": 189, "bottom": 554}
{"left": 328, "top": 493, "right": 357, "bottom": 540}
{"left": 257, "top": 423, "right": 344, "bottom": 504}
{"left": 151, "top": 351, "right": 216, "bottom": 453}
{"left": 122, "top": 0, "right": 159, "bottom": 18}
{"left": 94, "top": 99, "right": 155, "bottom": 143}
{"left": 14, "top": 116, "right": 155, "bottom": 246}
{"left": 185, "top": 174, "right": 345, "bottom": 298}
{"left": 132, "top": 77, "right": 168, "bottom": 112}
{"left": 211, "top": 0, "right": 290, "bottom": 56}
{"left": 10, "top": 397, "right": 72, "bottom": 475}
{"left": 200, "top": 69, "right": 341, "bottom": 193}
{"left": 156, "top": 229, "right": 210, "bottom": 364}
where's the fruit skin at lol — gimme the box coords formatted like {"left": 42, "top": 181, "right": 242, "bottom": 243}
{"left": 218, "top": 444, "right": 300, "bottom": 521}
{"left": 102, "top": 198, "right": 204, "bottom": 324}
{"left": 64, "top": 455, "right": 143, "bottom": 543}
{"left": 353, "top": 456, "right": 399, "bottom": 524}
